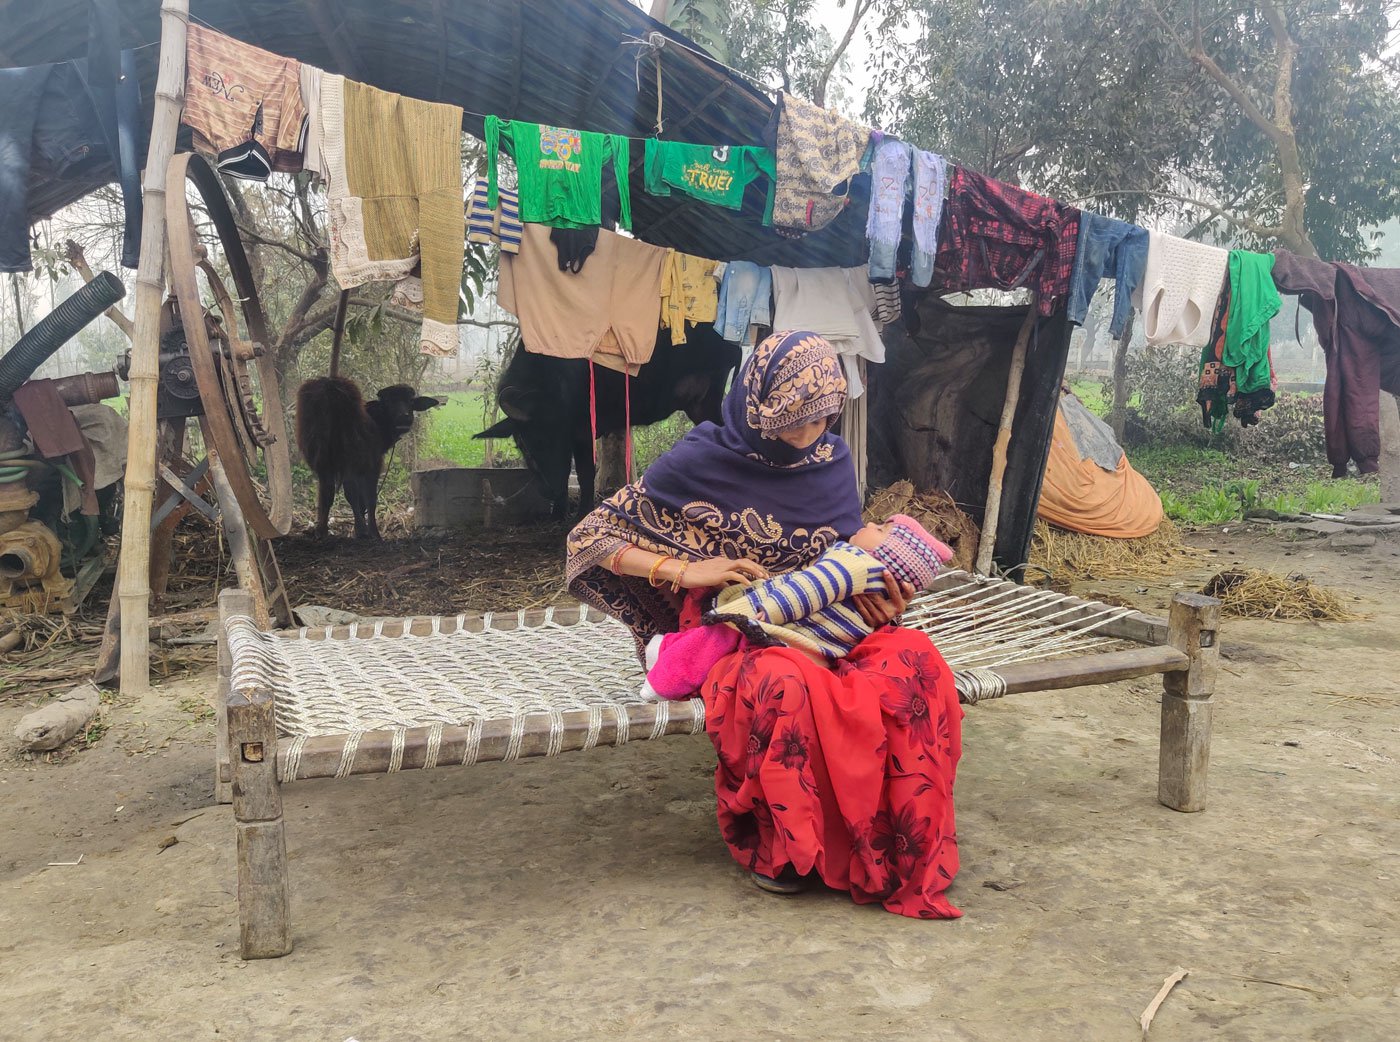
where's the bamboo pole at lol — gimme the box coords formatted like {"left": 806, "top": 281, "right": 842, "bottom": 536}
{"left": 114, "top": 0, "right": 188, "bottom": 693}
{"left": 974, "top": 298, "right": 1038, "bottom": 576}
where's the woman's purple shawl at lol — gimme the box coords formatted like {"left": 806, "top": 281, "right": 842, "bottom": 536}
{"left": 566, "top": 331, "right": 865, "bottom": 647}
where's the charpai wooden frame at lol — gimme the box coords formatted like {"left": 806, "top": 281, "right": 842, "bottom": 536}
{"left": 215, "top": 583, "right": 1221, "bottom": 960}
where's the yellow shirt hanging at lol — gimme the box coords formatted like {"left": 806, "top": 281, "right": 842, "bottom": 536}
{"left": 660, "top": 252, "right": 721, "bottom": 345}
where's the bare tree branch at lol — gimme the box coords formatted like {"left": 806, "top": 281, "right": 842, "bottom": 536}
{"left": 812, "top": 0, "right": 876, "bottom": 106}
{"left": 234, "top": 222, "right": 323, "bottom": 267}
{"left": 1072, "top": 189, "right": 1282, "bottom": 238}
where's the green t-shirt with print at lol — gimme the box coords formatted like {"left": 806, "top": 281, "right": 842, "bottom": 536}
{"left": 643, "top": 140, "right": 776, "bottom": 224}
{"left": 486, "top": 116, "right": 631, "bottom": 230}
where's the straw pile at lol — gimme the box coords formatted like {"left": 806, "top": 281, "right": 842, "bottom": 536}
{"left": 0, "top": 609, "right": 214, "bottom": 701}
{"left": 1028, "top": 519, "right": 1197, "bottom": 585}
{"left": 1202, "top": 568, "right": 1362, "bottom": 621}
{"left": 865, "top": 481, "right": 980, "bottom": 572}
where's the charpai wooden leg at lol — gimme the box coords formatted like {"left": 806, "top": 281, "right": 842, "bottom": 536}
{"left": 226, "top": 641, "right": 292, "bottom": 958}
{"left": 1157, "top": 592, "right": 1222, "bottom": 812}
{"left": 213, "top": 589, "right": 249, "bottom": 805}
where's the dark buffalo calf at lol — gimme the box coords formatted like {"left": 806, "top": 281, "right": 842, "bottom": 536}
{"left": 478, "top": 325, "right": 740, "bottom": 518}
{"left": 296, "top": 377, "right": 441, "bottom": 539}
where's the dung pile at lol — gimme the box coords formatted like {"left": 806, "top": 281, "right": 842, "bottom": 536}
{"left": 1203, "top": 568, "right": 1362, "bottom": 621}
{"left": 865, "top": 481, "right": 980, "bottom": 572}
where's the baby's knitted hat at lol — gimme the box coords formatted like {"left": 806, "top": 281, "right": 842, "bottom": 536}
{"left": 871, "top": 514, "right": 955, "bottom": 591}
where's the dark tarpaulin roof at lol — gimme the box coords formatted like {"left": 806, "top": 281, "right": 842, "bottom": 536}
{"left": 6, "top": 0, "right": 868, "bottom": 267}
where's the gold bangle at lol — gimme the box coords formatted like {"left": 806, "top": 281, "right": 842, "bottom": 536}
{"left": 647, "top": 556, "right": 671, "bottom": 587}
{"left": 669, "top": 561, "right": 690, "bottom": 593}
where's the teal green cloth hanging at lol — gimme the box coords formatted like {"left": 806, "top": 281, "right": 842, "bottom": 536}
{"left": 1223, "top": 250, "right": 1281, "bottom": 395}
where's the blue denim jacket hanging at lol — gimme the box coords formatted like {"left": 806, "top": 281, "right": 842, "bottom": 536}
{"left": 1066, "top": 212, "right": 1148, "bottom": 338}
{"left": 715, "top": 261, "right": 772, "bottom": 344}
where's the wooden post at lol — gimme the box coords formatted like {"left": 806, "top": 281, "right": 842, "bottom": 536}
{"left": 114, "top": 0, "right": 188, "bottom": 693}
{"left": 1379, "top": 391, "right": 1400, "bottom": 504}
{"left": 228, "top": 679, "right": 292, "bottom": 958}
{"left": 1157, "top": 592, "right": 1221, "bottom": 812}
{"left": 215, "top": 587, "right": 253, "bottom": 806}
{"left": 1109, "top": 311, "right": 1134, "bottom": 442}
{"left": 208, "top": 448, "right": 271, "bottom": 629}
{"left": 975, "top": 300, "right": 1038, "bottom": 575}
{"left": 328, "top": 288, "right": 350, "bottom": 378}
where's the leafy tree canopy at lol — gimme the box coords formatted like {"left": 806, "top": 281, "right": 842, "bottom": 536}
{"left": 852, "top": 0, "right": 1400, "bottom": 261}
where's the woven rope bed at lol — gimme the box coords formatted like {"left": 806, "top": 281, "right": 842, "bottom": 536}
{"left": 216, "top": 571, "right": 1221, "bottom": 959}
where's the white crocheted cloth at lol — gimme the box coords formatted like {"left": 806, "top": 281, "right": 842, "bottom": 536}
{"left": 1135, "top": 230, "right": 1229, "bottom": 348}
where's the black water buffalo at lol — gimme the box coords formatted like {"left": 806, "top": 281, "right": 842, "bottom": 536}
{"left": 478, "top": 324, "right": 740, "bottom": 518}
{"left": 297, "top": 377, "right": 441, "bottom": 539}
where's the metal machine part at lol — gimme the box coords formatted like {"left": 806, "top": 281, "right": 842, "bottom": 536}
{"left": 0, "top": 520, "right": 74, "bottom": 613}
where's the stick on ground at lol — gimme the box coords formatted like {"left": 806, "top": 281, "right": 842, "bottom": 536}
{"left": 1140, "top": 967, "right": 1190, "bottom": 1040}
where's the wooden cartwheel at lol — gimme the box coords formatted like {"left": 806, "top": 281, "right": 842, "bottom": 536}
{"left": 165, "top": 152, "right": 293, "bottom": 539}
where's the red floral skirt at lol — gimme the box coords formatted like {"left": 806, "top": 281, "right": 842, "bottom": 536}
{"left": 700, "top": 627, "right": 963, "bottom": 919}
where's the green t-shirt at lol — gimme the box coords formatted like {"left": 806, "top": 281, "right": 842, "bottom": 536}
{"left": 643, "top": 140, "right": 776, "bottom": 224}
{"left": 486, "top": 116, "right": 631, "bottom": 230}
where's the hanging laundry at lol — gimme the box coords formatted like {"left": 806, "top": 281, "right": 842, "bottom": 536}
{"left": 299, "top": 64, "right": 324, "bottom": 176}
{"left": 770, "top": 265, "right": 884, "bottom": 397}
{"left": 934, "top": 167, "right": 1079, "bottom": 317}
{"left": 1223, "top": 250, "right": 1281, "bottom": 399}
{"left": 0, "top": 3, "right": 142, "bottom": 272}
{"left": 486, "top": 117, "right": 631, "bottom": 230}
{"left": 1067, "top": 213, "right": 1148, "bottom": 339}
{"left": 498, "top": 223, "right": 668, "bottom": 371}
{"left": 909, "top": 150, "right": 947, "bottom": 288}
{"left": 0, "top": 66, "right": 59, "bottom": 272}
{"left": 467, "top": 177, "right": 522, "bottom": 254}
{"left": 550, "top": 227, "right": 599, "bottom": 273}
{"left": 865, "top": 139, "right": 911, "bottom": 281}
{"left": 1196, "top": 291, "right": 1238, "bottom": 430}
{"left": 771, "top": 91, "right": 870, "bottom": 233}
{"left": 714, "top": 261, "right": 772, "bottom": 345}
{"left": 1132, "top": 231, "right": 1230, "bottom": 348}
{"left": 871, "top": 281, "right": 901, "bottom": 328}
{"left": 1196, "top": 257, "right": 1281, "bottom": 433}
{"left": 1273, "top": 252, "right": 1400, "bottom": 475}
{"left": 643, "top": 140, "right": 776, "bottom": 223}
{"left": 660, "top": 252, "right": 721, "bottom": 346}
{"left": 183, "top": 24, "right": 308, "bottom": 181}
{"left": 318, "top": 74, "right": 465, "bottom": 357}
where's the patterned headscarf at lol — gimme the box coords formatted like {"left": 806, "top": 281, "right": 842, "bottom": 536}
{"left": 566, "top": 330, "right": 864, "bottom": 649}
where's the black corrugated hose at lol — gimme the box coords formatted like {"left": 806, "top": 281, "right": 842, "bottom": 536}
{"left": 0, "top": 271, "right": 126, "bottom": 400}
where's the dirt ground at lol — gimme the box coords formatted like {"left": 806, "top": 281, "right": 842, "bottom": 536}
{"left": 2, "top": 526, "right": 1398, "bottom": 1041}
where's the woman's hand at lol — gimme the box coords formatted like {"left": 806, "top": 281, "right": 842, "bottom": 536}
{"left": 677, "top": 556, "right": 769, "bottom": 590}
{"left": 852, "top": 572, "right": 915, "bottom": 628}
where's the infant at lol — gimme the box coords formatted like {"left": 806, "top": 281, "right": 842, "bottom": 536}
{"left": 643, "top": 514, "right": 954, "bottom": 699}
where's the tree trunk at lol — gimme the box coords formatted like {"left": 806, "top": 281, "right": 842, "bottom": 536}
{"left": 1077, "top": 303, "right": 1103, "bottom": 372}
{"left": 1110, "top": 312, "right": 1134, "bottom": 442}
{"left": 1380, "top": 392, "right": 1400, "bottom": 505}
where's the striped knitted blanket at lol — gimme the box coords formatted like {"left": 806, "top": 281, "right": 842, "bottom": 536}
{"left": 708, "top": 542, "right": 888, "bottom": 660}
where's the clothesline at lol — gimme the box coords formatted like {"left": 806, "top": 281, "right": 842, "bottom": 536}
{"left": 161, "top": 22, "right": 1400, "bottom": 480}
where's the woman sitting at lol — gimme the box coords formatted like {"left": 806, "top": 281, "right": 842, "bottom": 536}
{"left": 567, "top": 330, "right": 962, "bottom": 919}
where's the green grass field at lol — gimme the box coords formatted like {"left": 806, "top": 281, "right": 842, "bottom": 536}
{"left": 413, "top": 390, "right": 690, "bottom": 474}
{"left": 417, "top": 390, "right": 514, "bottom": 468}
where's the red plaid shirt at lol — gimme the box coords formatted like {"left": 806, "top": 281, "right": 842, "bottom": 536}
{"left": 934, "top": 167, "right": 1081, "bottom": 317}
